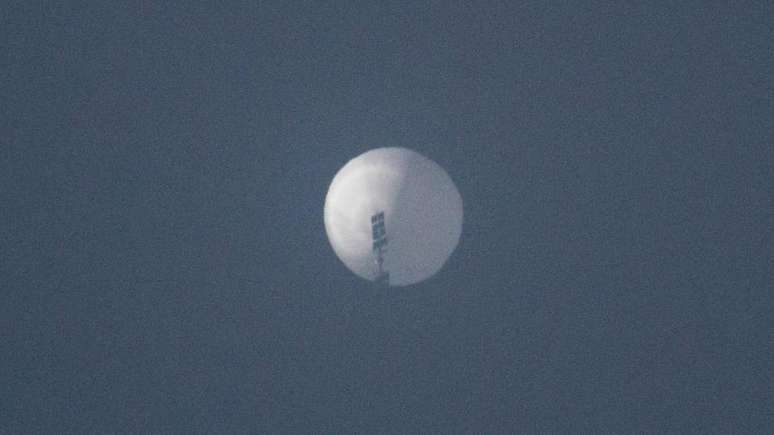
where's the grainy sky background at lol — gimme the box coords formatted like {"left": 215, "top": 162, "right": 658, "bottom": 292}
{"left": 2, "top": 1, "right": 772, "bottom": 432}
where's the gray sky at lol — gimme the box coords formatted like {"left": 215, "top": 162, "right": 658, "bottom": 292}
{"left": 2, "top": 2, "right": 772, "bottom": 432}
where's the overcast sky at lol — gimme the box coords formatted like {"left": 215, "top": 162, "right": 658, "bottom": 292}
{"left": 2, "top": 2, "right": 773, "bottom": 432}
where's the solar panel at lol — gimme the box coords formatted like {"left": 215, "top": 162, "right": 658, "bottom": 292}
{"left": 371, "top": 212, "right": 389, "bottom": 286}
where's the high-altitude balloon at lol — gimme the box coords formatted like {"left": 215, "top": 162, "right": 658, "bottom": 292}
{"left": 324, "top": 147, "right": 463, "bottom": 286}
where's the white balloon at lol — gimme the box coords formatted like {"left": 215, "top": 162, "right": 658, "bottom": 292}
{"left": 324, "top": 147, "right": 463, "bottom": 286}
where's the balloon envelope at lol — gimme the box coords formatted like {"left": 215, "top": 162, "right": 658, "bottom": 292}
{"left": 324, "top": 147, "right": 463, "bottom": 286}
